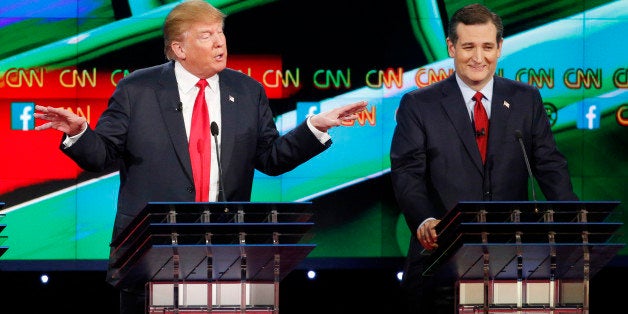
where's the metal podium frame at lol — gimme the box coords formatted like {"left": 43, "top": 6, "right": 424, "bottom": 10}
{"left": 109, "top": 202, "right": 316, "bottom": 314}
{"left": 422, "top": 201, "right": 624, "bottom": 314}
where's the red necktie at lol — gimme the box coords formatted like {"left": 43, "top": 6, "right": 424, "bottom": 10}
{"left": 473, "top": 91, "right": 489, "bottom": 164}
{"left": 189, "top": 79, "right": 211, "bottom": 202}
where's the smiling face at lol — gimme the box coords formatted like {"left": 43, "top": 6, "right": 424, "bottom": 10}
{"left": 170, "top": 21, "right": 228, "bottom": 79}
{"left": 447, "top": 22, "right": 502, "bottom": 91}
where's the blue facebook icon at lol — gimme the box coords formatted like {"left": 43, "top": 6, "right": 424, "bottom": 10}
{"left": 577, "top": 103, "right": 599, "bottom": 130}
{"left": 11, "top": 102, "right": 36, "bottom": 131}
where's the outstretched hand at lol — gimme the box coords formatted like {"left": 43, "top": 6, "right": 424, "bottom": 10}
{"left": 34, "top": 105, "right": 87, "bottom": 136}
{"left": 309, "top": 100, "right": 368, "bottom": 132}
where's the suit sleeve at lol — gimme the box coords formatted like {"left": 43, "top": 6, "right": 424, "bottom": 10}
{"left": 253, "top": 85, "right": 329, "bottom": 176}
{"left": 390, "top": 92, "right": 438, "bottom": 233}
{"left": 529, "top": 88, "right": 579, "bottom": 201}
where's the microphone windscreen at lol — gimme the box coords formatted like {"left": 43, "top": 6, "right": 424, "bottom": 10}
{"left": 210, "top": 121, "right": 219, "bottom": 136}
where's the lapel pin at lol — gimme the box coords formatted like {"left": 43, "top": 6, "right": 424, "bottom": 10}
{"left": 229, "top": 95, "right": 235, "bottom": 102}
{"left": 503, "top": 100, "right": 510, "bottom": 109}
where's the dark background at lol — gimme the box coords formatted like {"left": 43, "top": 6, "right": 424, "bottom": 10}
{"left": 0, "top": 264, "right": 627, "bottom": 313}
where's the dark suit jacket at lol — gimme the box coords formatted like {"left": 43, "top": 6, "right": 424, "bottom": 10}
{"left": 390, "top": 74, "right": 577, "bottom": 286}
{"left": 61, "top": 61, "right": 329, "bottom": 286}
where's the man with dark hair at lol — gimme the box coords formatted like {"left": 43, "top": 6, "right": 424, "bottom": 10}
{"left": 390, "top": 3, "right": 578, "bottom": 313}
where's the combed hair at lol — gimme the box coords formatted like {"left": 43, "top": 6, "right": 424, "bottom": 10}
{"left": 163, "top": 0, "right": 226, "bottom": 60}
{"left": 447, "top": 3, "right": 503, "bottom": 45}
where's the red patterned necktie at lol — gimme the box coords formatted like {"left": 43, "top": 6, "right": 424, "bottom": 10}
{"left": 473, "top": 91, "right": 489, "bottom": 164}
{"left": 189, "top": 79, "right": 211, "bottom": 202}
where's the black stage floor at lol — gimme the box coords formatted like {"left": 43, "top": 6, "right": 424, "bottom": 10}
{"left": 0, "top": 265, "right": 627, "bottom": 313}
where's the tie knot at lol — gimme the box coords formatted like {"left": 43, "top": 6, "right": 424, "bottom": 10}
{"left": 196, "top": 79, "right": 208, "bottom": 89}
{"left": 473, "top": 91, "right": 483, "bottom": 102}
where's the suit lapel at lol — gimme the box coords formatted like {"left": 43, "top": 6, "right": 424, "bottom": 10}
{"left": 217, "top": 71, "right": 237, "bottom": 174}
{"left": 488, "top": 77, "right": 513, "bottom": 165}
{"left": 156, "top": 62, "right": 194, "bottom": 182}
{"left": 440, "top": 76, "right": 485, "bottom": 173}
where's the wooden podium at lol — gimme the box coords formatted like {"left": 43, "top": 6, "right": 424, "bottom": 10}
{"left": 109, "top": 202, "right": 316, "bottom": 313}
{"left": 422, "top": 201, "right": 624, "bottom": 314}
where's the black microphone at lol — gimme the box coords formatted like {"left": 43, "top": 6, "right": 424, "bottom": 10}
{"left": 475, "top": 128, "right": 486, "bottom": 137}
{"left": 210, "top": 121, "right": 227, "bottom": 203}
{"left": 515, "top": 130, "right": 538, "bottom": 213}
{"left": 176, "top": 102, "right": 182, "bottom": 111}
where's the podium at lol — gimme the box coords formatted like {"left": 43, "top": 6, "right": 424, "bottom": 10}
{"left": 422, "top": 201, "right": 624, "bottom": 314}
{"left": 109, "top": 202, "right": 316, "bottom": 313}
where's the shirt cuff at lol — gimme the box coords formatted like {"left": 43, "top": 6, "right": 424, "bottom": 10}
{"left": 306, "top": 116, "right": 331, "bottom": 144}
{"left": 62, "top": 122, "right": 88, "bottom": 148}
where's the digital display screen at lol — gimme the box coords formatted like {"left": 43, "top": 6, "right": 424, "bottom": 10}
{"left": 1, "top": 0, "right": 626, "bottom": 270}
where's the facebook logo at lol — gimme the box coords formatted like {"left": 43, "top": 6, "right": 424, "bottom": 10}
{"left": 11, "top": 102, "right": 36, "bottom": 131}
{"left": 296, "top": 102, "right": 321, "bottom": 124}
{"left": 577, "top": 103, "right": 599, "bottom": 130}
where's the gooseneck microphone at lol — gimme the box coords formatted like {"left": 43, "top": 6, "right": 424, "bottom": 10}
{"left": 515, "top": 130, "right": 538, "bottom": 213}
{"left": 210, "top": 121, "right": 227, "bottom": 203}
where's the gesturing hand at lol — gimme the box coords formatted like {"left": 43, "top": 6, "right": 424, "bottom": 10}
{"left": 309, "top": 100, "right": 367, "bottom": 132}
{"left": 34, "top": 105, "right": 87, "bottom": 136}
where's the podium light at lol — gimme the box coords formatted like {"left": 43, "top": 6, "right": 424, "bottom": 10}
{"left": 307, "top": 270, "right": 316, "bottom": 279}
{"left": 40, "top": 273, "right": 49, "bottom": 284}
{"left": 396, "top": 271, "right": 403, "bottom": 281}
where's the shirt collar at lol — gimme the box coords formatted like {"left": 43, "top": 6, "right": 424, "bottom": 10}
{"left": 174, "top": 61, "right": 219, "bottom": 94}
{"left": 455, "top": 74, "right": 494, "bottom": 104}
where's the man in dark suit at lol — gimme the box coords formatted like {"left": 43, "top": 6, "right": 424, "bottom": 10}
{"left": 390, "top": 3, "right": 578, "bottom": 313}
{"left": 34, "top": 1, "right": 366, "bottom": 313}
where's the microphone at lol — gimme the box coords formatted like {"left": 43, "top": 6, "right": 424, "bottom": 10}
{"left": 475, "top": 128, "right": 486, "bottom": 137}
{"left": 515, "top": 130, "right": 538, "bottom": 213}
{"left": 210, "top": 121, "right": 227, "bottom": 203}
{"left": 176, "top": 102, "right": 182, "bottom": 111}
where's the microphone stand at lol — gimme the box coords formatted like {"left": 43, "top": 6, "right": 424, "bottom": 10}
{"left": 515, "top": 130, "right": 538, "bottom": 213}
{"left": 211, "top": 122, "right": 229, "bottom": 214}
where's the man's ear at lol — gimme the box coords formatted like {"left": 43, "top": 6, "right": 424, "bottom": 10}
{"left": 446, "top": 38, "right": 455, "bottom": 58}
{"left": 171, "top": 42, "right": 186, "bottom": 60}
{"left": 496, "top": 39, "right": 504, "bottom": 58}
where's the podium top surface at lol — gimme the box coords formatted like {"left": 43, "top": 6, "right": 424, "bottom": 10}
{"left": 437, "top": 201, "right": 621, "bottom": 233}
{"left": 453, "top": 201, "right": 620, "bottom": 212}
{"left": 142, "top": 201, "right": 313, "bottom": 215}
{"left": 112, "top": 202, "right": 314, "bottom": 247}
{"left": 452, "top": 201, "right": 620, "bottom": 213}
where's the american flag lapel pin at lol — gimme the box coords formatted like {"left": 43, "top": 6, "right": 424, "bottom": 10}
{"left": 229, "top": 95, "right": 235, "bottom": 102}
{"left": 503, "top": 100, "right": 510, "bottom": 109}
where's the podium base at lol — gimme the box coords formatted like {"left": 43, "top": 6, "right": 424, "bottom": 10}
{"left": 457, "top": 279, "right": 587, "bottom": 313}
{"left": 149, "top": 309, "right": 274, "bottom": 314}
{"left": 458, "top": 307, "right": 584, "bottom": 314}
{"left": 148, "top": 281, "right": 277, "bottom": 313}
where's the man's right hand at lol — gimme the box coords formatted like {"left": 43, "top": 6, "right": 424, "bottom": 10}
{"left": 34, "top": 105, "right": 87, "bottom": 136}
{"left": 417, "top": 218, "right": 441, "bottom": 251}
